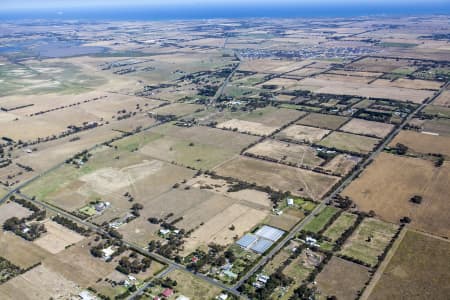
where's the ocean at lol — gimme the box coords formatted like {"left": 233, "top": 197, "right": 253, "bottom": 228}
{"left": 0, "top": 3, "right": 449, "bottom": 21}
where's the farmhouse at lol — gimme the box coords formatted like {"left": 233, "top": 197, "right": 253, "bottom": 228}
{"left": 101, "top": 246, "right": 115, "bottom": 260}
{"left": 161, "top": 288, "right": 174, "bottom": 298}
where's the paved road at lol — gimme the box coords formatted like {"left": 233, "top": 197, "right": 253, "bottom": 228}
{"left": 233, "top": 81, "right": 449, "bottom": 289}
{"left": 2, "top": 74, "right": 446, "bottom": 299}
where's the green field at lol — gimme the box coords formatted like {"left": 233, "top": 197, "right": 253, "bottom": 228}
{"left": 379, "top": 42, "right": 418, "bottom": 48}
{"left": 323, "top": 212, "right": 358, "bottom": 242}
{"left": 339, "top": 218, "right": 398, "bottom": 267}
{"left": 0, "top": 61, "right": 106, "bottom": 96}
{"left": 303, "top": 206, "right": 340, "bottom": 233}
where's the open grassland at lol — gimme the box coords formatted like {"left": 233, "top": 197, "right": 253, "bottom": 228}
{"left": 323, "top": 212, "right": 358, "bottom": 242}
{"left": 422, "top": 118, "right": 450, "bottom": 136}
{"left": 215, "top": 156, "right": 340, "bottom": 200}
{"left": 276, "top": 124, "right": 330, "bottom": 143}
{"left": 368, "top": 230, "right": 450, "bottom": 300}
{"left": 303, "top": 206, "right": 340, "bottom": 233}
{"left": 150, "top": 103, "right": 203, "bottom": 116}
{"left": 342, "top": 153, "right": 450, "bottom": 238}
{"left": 432, "top": 90, "right": 450, "bottom": 107}
{"left": 316, "top": 256, "right": 370, "bottom": 300}
{"left": 297, "top": 113, "right": 349, "bottom": 130}
{"left": 244, "top": 139, "right": 325, "bottom": 167}
{"left": 340, "top": 118, "right": 394, "bottom": 138}
{"left": 165, "top": 269, "right": 221, "bottom": 300}
{"left": 22, "top": 147, "right": 195, "bottom": 220}
{"left": 389, "top": 130, "right": 450, "bottom": 157}
{"left": 318, "top": 131, "right": 379, "bottom": 154}
{"left": 297, "top": 77, "right": 434, "bottom": 103}
{"left": 0, "top": 231, "right": 50, "bottom": 269}
{"left": 422, "top": 104, "right": 450, "bottom": 118}
{"left": 339, "top": 218, "right": 398, "bottom": 267}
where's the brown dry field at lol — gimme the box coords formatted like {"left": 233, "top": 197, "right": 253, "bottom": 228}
{"left": 244, "top": 139, "right": 325, "bottom": 167}
{"left": 240, "top": 107, "right": 305, "bottom": 127}
{"left": 264, "top": 208, "right": 305, "bottom": 231}
{"left": 340, "top": 118, "right": 394, "bottom": 138}
{"left": 33, "top": 220, "right": 85, "bottom": 254}
{"left": 297, "top": 77, "right": 434, "bottom": 103}
{"left": 258, "top": 77, "right": 301, "bottom": 89}
{"left": 215, "top": 156, "right": 340, "bottom": 200}
{"left": 150, "top": 103, "right": 204, "bottom": 116}
{"left": 316, "top": 256, "right": 370, "bottom": 300}
{"left": 165, "top": 269, "right": 221, "bottom": 300}
{"left": 318, "top": 131, "right": 380, "bottom": 154}
{"left": 0, "top": 201, "right": 32, "bottom": 224}
{"left": 239, "top": 59, "right": 311, "bottom": 74}
{"left": 347, "top": 57, "right": 415, "bottom": 73}
{"left": 151, "top": 123, "right": 260, "bottom": 152}
{"left": 0, "top": 231, "right": 51, "bottom": 269}
{"left": 371, "top": 78, "right": 442, "bottom": 90}
{"left": 43, "top": 236, "right": 121, "bottom": 287}
{"left": 296, "top": 113, "right": 349, "bottom": 130}
{"left": 389, "top": 130, "right": 450, "bottom": 157}
{"left": 422, "top": 118, "right": 450, "bottom": 137}
{"left": 276, "top": 124, "right": 330, "bottom": 143}
{"left": 432, "top": 90, "right": 450, "bottom": 107}
{"left": 323, "top": 154, "right": 361, "bottom": 176}
{"left": 286, "top": 67, "right": 324, "bottom": 77}
{"left": 342, "top": 153, "right": 450, "bottom": 238}
{"left": 368, "top": 230, "right": 450, "bottom": 300}
{"left": 182, "top": 202, "right": 269, "bottom": 255}
{"left": 217, "top": 119, "right": 278, "bottom": 136}
{"left": 327, "top": 69, "right": 383, "bottom": 78}
{"left": 15, "top": 125, "right": 120, "bottom": 172}
{"left": 0, "top": 264, "right": 81, "bottom": 300}
{"left": 313, "top": 73, "right": 374, "bottom": 84}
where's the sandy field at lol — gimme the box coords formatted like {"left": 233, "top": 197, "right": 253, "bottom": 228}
{"left": 0, "top": 201, "right": 32, "bottom": 225}
{"left": 33, "top": 220, "right": 85, "bottom": 254}
{"left": 217, "top": 119, "right": 278, "bottom": 136}
{"left": 276, "top": 124, "right": 330, "bottom": 143}
{"left": 340, "top": 118, "right": 394, "bottom": 138}
{"left": 342, "top": 153, "right": 450, "bottom": 238}
{"left": 0, "top": 264, "right": 81, "bottom": 300}
{"left": 182, "top": 202, "right": 268, "bottom": 254}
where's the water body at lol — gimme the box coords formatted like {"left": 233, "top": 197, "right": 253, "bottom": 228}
{"left": 1, "top": 3, "right": 449, "bottom": 21}
{"left": 0, "top": 39, "right": 107, "bottom": 58}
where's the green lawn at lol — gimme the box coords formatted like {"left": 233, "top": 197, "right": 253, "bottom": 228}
{"left": 303, "top": 206, "right": 340, "bottom": 233}
{"left": 323, "top": 212, "right": 358, "bottom": 242}
{"left": 339, "top": 218, "right": 398, "bottom": 267}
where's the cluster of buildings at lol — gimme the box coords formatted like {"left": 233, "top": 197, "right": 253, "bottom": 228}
{"left": 236, "top": 225, "right": 285, "bottom": 254}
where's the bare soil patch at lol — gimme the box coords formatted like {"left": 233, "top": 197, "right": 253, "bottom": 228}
{"left": 342, "top": 153, "right": 450, "bottom": 238}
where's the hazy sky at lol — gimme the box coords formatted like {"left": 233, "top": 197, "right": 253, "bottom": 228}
{"left": 3, "top": 0, "right": 448, "bottom": 10}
